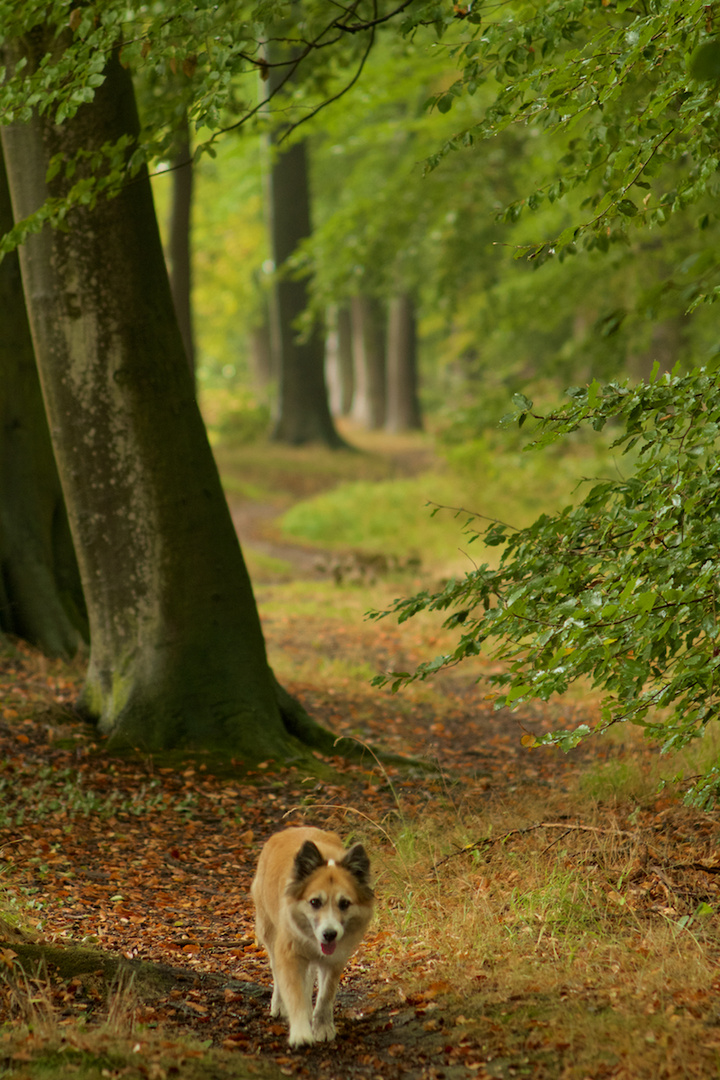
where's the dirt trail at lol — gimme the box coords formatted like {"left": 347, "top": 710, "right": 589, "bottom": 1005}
{"left": 229, "top": 500, "right": 325, "bottom": 579}
{"left": 226, "top": 423, "right": 438, "bottom": 582}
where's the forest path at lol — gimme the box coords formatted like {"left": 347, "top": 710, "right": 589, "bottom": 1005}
{"left": 0, "top": 633, "right": 598, "bottom": 1080}
{"left": 1, "top": 427, "right": 716, "bottom": 1080}
{"left": 224, "top": 419, "right": 437, "bottom": 582}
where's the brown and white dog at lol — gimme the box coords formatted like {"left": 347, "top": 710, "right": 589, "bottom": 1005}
{"left": 250, "top": 826, "right": 374, "bottom": 1047}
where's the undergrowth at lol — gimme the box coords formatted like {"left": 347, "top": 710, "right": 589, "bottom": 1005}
{"left": 366, "top": 770, "right": 720, "bottom": 1076}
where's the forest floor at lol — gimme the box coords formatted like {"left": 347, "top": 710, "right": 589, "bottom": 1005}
{"left": 2, "top": 429, "right": 720, "bottom": 1080}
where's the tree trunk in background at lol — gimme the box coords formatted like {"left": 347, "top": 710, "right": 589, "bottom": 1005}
{"left": 386, "top": 293, "right": 422, "bottom": 432}
{"left": 167, "top": 111, "right": 195, "bottom": 381}
{"left": 325, "top": 304, "right": 354, "bottom": 417}
{"left": 266, "top": 133, "right": 344, "bottom": 446}
{"left": 336, "top": 305, "right": 354, "bottom": 415}
{"left": 1, "top": 41, "right": 335, "bottom": 760}
{"left": 350, "top": 295, "right": 386, "bottom": 429}
{"left": 0, "top": 149, "right": 87, "bottom": 658}
{"left": 250, "top": 319, "right": 275, "bottom": 389}
{"left": 630, "top": 316, "right": 688, "bottom": 382}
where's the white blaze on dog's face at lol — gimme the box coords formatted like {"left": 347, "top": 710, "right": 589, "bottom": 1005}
{"left": 287, "top": 840, "right": 373, "bottom": 960}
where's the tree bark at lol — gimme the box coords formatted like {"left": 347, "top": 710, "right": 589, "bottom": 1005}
{"left": 386, "top": 294, "right": 422, "bottom": 432}
{"left": 0, "top": 146, "right": 87, "bottom": 658}
{"left": 266, "top": 135, "right": 344, "bottom": 446}
{"left": 1, "top": 41, "right": 331, "bottom": 759}
{"left": 350, "top": 295, "right": 386, "bottom": 429}
{"left": 326, "top": 304, "right": 354, "bottom": 417}
{"left": 250, "top": 319, "right": 275, "bottom": 389}
{"left": 167, "top": 111, "right": 195, "bottom": 382}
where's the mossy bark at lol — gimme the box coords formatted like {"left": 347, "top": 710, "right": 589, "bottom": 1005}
{"left": 0, "top": 147, "right": 87, "bottom": 658}
{"left": 0, "top": 41, "right": 329, "bottom": 761}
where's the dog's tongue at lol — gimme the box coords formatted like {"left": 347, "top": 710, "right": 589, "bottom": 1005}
{"left": 321, "top": 941, "right": 337, "bottom": 956}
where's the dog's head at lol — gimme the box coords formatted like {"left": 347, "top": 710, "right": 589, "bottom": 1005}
{"left": 287, "top": 839, "right": 374, "bottom": 958}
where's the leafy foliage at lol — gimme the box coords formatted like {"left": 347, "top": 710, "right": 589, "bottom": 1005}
{"left": 0, "top": 0, "right": 450, "bottom": 248}
{"left": 372, "top": 364, "right": 720, "bottom": 805}
{"left": 425, "top": 1, "right": 720, "bottom": 302}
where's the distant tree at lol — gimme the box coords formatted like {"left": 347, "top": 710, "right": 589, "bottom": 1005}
{"left": 386, "top": 293, "right": 422, "bottom": 432}
{"left": 325, "top": 304, "right": 354, "bottom": 417}
{"left": 263, "top": 26, "right": 345, "bottom": 448}
{"left": 266, "top": 133, "right": 343, "bottom": 445}
{"left": 350, "top": 295, "right": 386, "bottom": 429}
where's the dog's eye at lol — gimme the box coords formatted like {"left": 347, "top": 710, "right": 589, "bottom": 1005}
{"left": 309, "top": 897, "right": 323, "bottom": 909}
{"left": 338, "top": 898, "right": 351, "bottom": 911}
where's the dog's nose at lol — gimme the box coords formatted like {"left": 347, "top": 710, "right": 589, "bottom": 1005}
{"left": 322, "top": 929, "right": 338, "bottom": 943}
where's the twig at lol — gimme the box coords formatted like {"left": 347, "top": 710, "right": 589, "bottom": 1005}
{"left": 669, "top": 862, "right": 720, "bottom": 876}
{"left": 426, "top": 500, "right": 520, "bottom": 532}
{"left": 276, "top": 17, "right": 376, "bottom": 144}
{"left": 434, "top": 821, "right": 633, "bottom": 869}
{"left": 282, "top": 803, "right": 398, "bottom": 851}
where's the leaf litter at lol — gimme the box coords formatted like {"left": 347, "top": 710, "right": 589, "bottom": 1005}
{"left": 1, "top": 600, "right": 720, "bottom": 1079}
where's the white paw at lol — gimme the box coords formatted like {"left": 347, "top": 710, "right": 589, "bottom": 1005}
{"left": 288, "top": 1022, "right": 314, "bottom": 1048}
{"left": 312, "top": 1016, "right": 337, "bottom": 1042}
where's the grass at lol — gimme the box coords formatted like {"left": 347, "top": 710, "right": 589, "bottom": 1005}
{"left": 0, "top": 962, "right": 280, "bottom": 1080}
{"left": 367, "top": 772, "right": 720, "bottom": 1077}
{"left": 276, "top": 428, "right": 619, "bottom": 573}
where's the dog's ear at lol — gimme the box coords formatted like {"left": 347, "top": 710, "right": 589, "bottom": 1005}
{"left": 293, "top": 840, "right": 325, "bottom": 882}
{"left": 341, "top": 843, "right": 371, "bottom": 885}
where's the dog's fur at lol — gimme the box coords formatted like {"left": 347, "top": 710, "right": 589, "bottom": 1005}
{"left": 250, "top": 826, "right": 374, "bottom": 1047}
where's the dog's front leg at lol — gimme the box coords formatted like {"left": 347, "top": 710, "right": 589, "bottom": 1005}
{"left": 277, "top": 957, "right": 314, "bottom": 1047}
{"left": 267, "top": 954, "right": 287, "bottom": 1019}
{"left": 312, "top": 965, "right": 342, "bottom": 1042}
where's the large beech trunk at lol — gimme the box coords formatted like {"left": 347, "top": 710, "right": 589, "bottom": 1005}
{"left": 1, "top": 43, "right": 331, "bottom": 759}
{"left": 0, "top": 149, "right": 87, "bottom": 658}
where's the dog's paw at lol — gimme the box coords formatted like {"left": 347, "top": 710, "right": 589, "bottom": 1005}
{"left": 312, "top": 1017, "right": 337, "bottom": 1043}
{"left": 288, "top": 1025, "right": 315, "bottom": 1048}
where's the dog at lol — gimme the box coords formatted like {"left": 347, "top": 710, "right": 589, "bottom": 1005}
{"left": 250, "top": 826, "right": 374, "bottom": 1047}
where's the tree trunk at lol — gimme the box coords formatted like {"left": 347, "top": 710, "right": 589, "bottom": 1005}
{"left": 250, "top": 319, "right": 275, "bottom": 389}
{"left": 1, "top": 41, "right": 332, "bottom": 760}
{"left": 386, "top": 294, "right": 422, "bottom": 432}
{"left": 167, "top": 112, "right": 195, "bottom": 382}
{"left": 337, "top": 305, "right": 354, "bottom": 416}
{"left": 0, "top": 146, "right": 87, "bottom": 658}
{"left": 266, "top": 135, "right": 344, "bottom": 446}
{"left": 325, "top": 304, "right": 354, "bottom": 417}
{"left": 350, "top": 295, "right": 386, "bottom": 429}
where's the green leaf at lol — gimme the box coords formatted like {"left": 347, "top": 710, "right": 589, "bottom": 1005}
{"left": 617, "top": 199, "right": 638, "bottom": 217}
